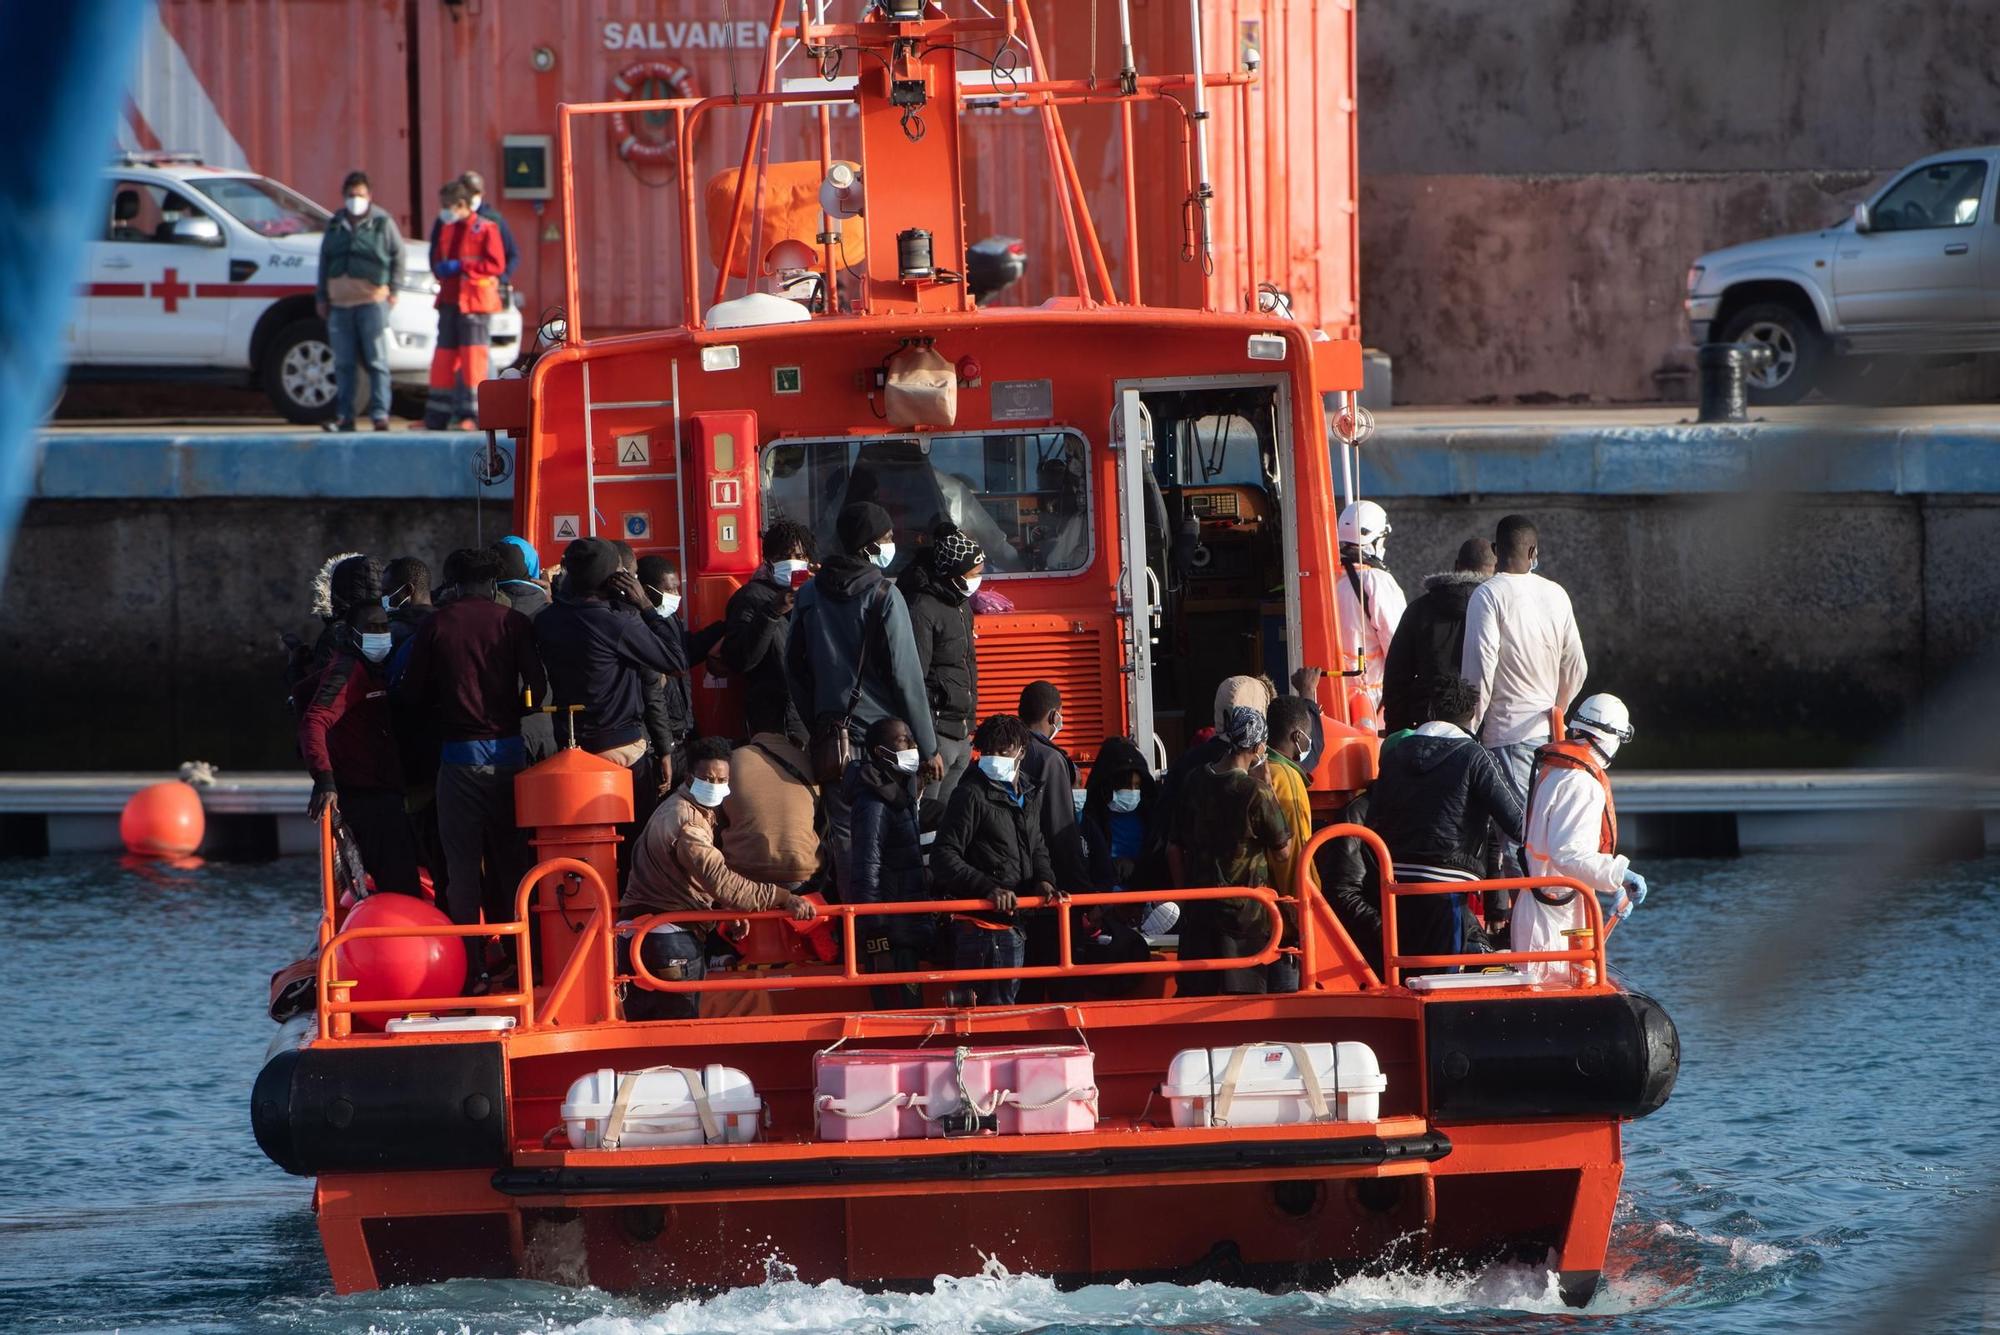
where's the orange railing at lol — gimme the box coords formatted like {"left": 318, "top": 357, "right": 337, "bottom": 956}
{"left": 1302, "top": 823, "right": 1609, "bottom": 990}
{"left": 624, "top": 886, "right": 1286, "bottom": 995}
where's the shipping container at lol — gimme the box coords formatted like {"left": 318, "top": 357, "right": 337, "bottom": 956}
{"left": 136, "top": 0, "right": 1355, "bottom": 338}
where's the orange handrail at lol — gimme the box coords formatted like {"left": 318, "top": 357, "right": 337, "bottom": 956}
{"left": 515, "top": 857, "right": 616, "bottom": 1027}
{"left": 624, "top": 886, "right": 1287, "bottom": 995}
{"left": 315, "top": 806, "right": 336, "bottom": 950}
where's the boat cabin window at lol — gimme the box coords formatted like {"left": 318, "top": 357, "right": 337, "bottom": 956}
{"left": 761, "top": 430, "right": 1091, "bottom": 576}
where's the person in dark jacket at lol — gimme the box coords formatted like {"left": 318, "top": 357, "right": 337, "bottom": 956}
{"left": 1364, "top": 673, "right": 1524, "bottom": 970}
{"left": 903, "top": 522, "right": 984, "bottom": 804}
{"left": 1080, "top": 736, "right": 1163, "bottom": 895}
{"left": 638, "top": 554, "right": 695, "bottom": 787}
{"left": 315, "top": 170, "right": 403, "bottom": 432}
{"left": 843, "top": 716, "right": 929, "bottom": 1008}
{"left": 931, "top": 714, "right": 1062, "bottom": 1006}
{"left": 381, "top": 556, "right": 434, "bottom": 646}
{"left": 394, "top": 548, "right": 546, "bottom": 983}
{"left": 1380, "top": 539, "right": 1496, "bottom": 734}
{"left": 493, "top": 539, "right": 551, "bottom": 620}
{"left": 299, "top": 601, "right": 420, "bottom": 895}
{"left": 717, "top": 519, "right": 815, "bottom": 744}
{"left": 1169, "top": 705, "right": 1293, "bottom": 997}
{"left": 1018, "top": 681, "right": 1088, "bottom": 889}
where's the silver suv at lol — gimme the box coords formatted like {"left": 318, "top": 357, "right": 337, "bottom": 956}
{"left": 1685, "top": 147, "right": 1999, "bottom": 404}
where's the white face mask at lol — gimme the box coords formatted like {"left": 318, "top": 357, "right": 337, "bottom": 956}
{"left": 359, "top": 631, "right": 393, "bottom": 662}
{"left": 961, "top": 574, "right": 983, "bottom": 597}
{"left": 345, "top": 195, "right": 369, "bottom": 217}
{"left": 650, "top": 592, "right": 681, "bottom": 619}
{"left": 770, "top": 558, "right": 811, "bottom": 588}
{"left": 1109, "top": 788, "right": 1141, "bottom": 814}
{"left": 1529, "top": 556, "right": 1540, "bottom": 573}
{"left": 893, "top": 747, "right": 921, "bottom": 773}
{"left": 1294, "top": 731, "right": 1314, "bottom": 765}
{"left": 870, "top": 542, "right": 897, "bottom": 570}
{"left": 978, "top": 754, "right": 1018, "bottom": 786}
{"left": 438, "top": 210, "right": 456, "bottom": 227}
{"left": 688, "top": 778, "right": 730, "bottom": 809}
{"left": 468, "top": 195, "right": 483, "bottom": 213}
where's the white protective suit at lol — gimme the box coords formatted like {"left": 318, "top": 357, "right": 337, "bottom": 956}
{"left": 1335, "top": 562, "right": 1406, "bottom": 711}
{"left": 1512, "top": 761, "right": 1629, "bottom": 984}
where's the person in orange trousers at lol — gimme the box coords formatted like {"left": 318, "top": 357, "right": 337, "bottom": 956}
{"left": 422, "top": 180, "right": 505, "bottom": 429}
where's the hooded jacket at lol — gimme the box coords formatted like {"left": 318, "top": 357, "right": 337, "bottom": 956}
{"left": 901, "top": 563, "right": 979, "bottom": 741}
{"left": 1380, "top": 571, "right": 1489, "bottom": 734}
{"left": 930, "top": 764, "right": 1055, "bottom": 927}
{"left": 841, "top": 754, "right": 929, "bottom": 947}
{"left": 784, "top": 556, "right": 938, "bottom": 758}
{"left": 1364, "top": 721, "right": 1524, "bottom": 877}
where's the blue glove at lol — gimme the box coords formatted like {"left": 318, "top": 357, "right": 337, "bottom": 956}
{"left": 1622, "top": 869, "right": 1648, "bottom": 908}
{"left": 437, "top": 259, "right": 463, "bottom": 277}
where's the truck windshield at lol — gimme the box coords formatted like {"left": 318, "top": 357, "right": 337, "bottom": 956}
{"left": 191, "top": 177, "right": 328, "bottom": 238}
{"left": 762, "top": 430, "right": 1091, "bottom": 575}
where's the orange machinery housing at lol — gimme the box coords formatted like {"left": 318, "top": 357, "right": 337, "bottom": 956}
{"left": 252, "top": 0, "right": 1676, "bottom": 1310}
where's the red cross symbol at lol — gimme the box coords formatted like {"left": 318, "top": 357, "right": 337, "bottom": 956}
{"left": 150, "top": 267, "right": 190, "bottom": 313}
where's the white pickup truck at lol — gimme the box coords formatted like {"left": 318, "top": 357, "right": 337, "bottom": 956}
{"left": 63, "top": 154, "right": 521, "bottom": 422}
{"left": 1685, "top": 147, "right": 2000, "bottom": 404}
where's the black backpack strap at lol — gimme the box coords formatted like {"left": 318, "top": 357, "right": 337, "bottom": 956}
{"left": 844, "top": 581, "right": 890, "bottom": 716}
{"left": 748, "top": 740, "right": 817, "bottom": 790}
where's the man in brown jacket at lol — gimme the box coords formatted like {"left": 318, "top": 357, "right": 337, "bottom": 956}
{"left": 619, "top": 738, "right": 817, "bottom": 1019}
{"left": 720, "top": 722, "right": 821, "bottom": 888}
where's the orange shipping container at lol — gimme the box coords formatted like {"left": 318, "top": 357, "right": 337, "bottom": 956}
{"left": 136, "top": 1, "right": 1355, "bottom": 337}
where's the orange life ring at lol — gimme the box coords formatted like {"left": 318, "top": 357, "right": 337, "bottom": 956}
{"left": 609, "top": 60, "right": 697, "bottom": 165}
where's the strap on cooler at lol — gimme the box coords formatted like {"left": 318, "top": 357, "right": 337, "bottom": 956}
{"left": 600, "top": 1065, "right": 724, "bottom": 1149}
{"left": 1211, "top": 1042, "right": 1339, "bottom": 1127}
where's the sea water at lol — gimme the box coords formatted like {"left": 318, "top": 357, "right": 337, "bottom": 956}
{"left": 1, "top": 852, "right": 1995, "bottom": 1334}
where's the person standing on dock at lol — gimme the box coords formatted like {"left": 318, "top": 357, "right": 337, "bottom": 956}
{"left": 315, "top": 171, "right": 402, "bottom": 433}
{"left": 421, "top": 181, "right": 505, "bottom": 430}
{"left": 1335, "top": 501, "right": 1407, "bottom": 726}
{"left": 1514, "top": 694, "right": 1647, "bottom": 984}
{"left": 1381, "top": 538, "right": 1495, "bottom": 735}
{"left": 1462, "top": 514, "right": 1588, "bottom": 870}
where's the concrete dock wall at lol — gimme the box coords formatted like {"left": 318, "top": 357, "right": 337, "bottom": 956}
{"left": 1358, "top": 0, "right": 2000, "bottom": 403}
{"left": 5, "top": 424, "right": 1999, "bottom": 770}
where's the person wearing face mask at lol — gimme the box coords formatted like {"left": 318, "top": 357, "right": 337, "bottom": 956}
{"left": 842, "top": 716, "right": 930, "bottom": 1008}
{"left": 1080, "top": 737, "right": 1162, "bottom": 895}
{"left": 720, "top": 696, "right": 821, "bottom": 890}
{"left": 901, "top": 522, "right": 985, "bottom": 805}
{"left": 1169, "top": 706, "right": 1293, "bottom": 997}
{"left": 931, "top": 714, "right": 1062, "bottom": 1006}
{"left": 428, "top": 170, "right": 519, "bottom": 295}
{"left": 620, "top": 738, "right": 818, "bottom": 1020}
{"left": 636, "top": 555, "right": 697, "bottom": 788}
{"left": 1263, "top": 695, "right": 1320, "bottom": 896}
{"left": 1512, "top": 694, "right": 1645, "bottom": 986}
{"left": 716, "top": 519, "right": 816, "bottom": 746}
{"left": 298, "top": 601, "right": 421, "bottom": 896}
{"left": 421, "top": 180, "right": 505, "bottom": 430}
{"left": 315, "top": 170, "right": 404, "bottom": 433}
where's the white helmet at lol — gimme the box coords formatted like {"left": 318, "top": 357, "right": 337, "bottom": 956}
{"left": 1570, "top": 693, "right": 1634, "bottom": 761}
{"left": 1338, "top": 500, "right": 1391, "bottom": 557}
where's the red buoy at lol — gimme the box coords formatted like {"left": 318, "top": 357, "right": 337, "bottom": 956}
{"left": 334, "top": 893, "right": 463, "bottom": 1029}
{"left": 119, "top": 781, "right": 204, "bottom": 857}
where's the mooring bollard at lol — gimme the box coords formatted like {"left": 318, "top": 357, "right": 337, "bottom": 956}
{"left": 1695, "top": 342, "right": 1776, "bottom": 423}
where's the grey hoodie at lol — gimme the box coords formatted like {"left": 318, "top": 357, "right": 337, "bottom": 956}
{"left": 784, "top": 555, "right": 939, "bottom": 757}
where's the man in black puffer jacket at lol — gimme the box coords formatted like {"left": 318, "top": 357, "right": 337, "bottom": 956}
{"left": 1380, "top": 539, "right": 1495, "bottom": 735}
{"left": 717, "top": 519, "right": 816, "bottom": 744}
{"left": 902, "top": 522, "right": 985, "bottom": 806}
{"left": 843, "top": 716, "right": 930, "bottom": 1009}
{"left": 1364, "top": 674, "right": 1523, "bottom": 971}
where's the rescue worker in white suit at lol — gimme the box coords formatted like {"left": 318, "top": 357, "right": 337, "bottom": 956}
{"left": 1512, "top": 693, "right": 1649, "bottom": 984}
{"left": 1334, "top": 501, "right": 1407, "bottom": 722}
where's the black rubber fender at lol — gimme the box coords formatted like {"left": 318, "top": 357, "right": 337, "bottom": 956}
{"left": 1425, "top": 989, "right": 1678, "bottom": 1121}
{"left": 251, "top": 1041, "right": 509, "bottom": 1176}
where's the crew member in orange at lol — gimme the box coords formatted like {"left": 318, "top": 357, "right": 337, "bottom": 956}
{"left": 422, "top": 180, "right": 505, "bottom": 430}
{"left": 1513, "top": 693, "right": 1648, "bottom": 984}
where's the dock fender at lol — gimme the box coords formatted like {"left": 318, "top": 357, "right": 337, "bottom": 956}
{"left": 1424, "top": 989, "right": 1678, "bottom": 1121}
{"left": 251, "top": 1041, "right": 509, "bottom": 1176}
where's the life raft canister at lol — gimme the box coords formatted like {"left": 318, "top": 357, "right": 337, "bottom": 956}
{"left": 610, "top": 60, "right": 698, "bottom": 165}
{"left": 1524, "top": 738, "right": 1617, "bottom": 906}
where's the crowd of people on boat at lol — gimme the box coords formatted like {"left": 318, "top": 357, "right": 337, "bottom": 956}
{"left": 288, "top": 498, "right": 1646, "bottom": 1010}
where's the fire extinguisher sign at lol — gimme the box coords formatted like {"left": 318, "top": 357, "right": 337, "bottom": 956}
{"left": 709, "top": 478, "right": 742, "bottom": 509}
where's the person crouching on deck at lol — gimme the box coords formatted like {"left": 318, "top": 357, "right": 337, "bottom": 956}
{"left": 421, "top": 180, "right": 505, "bottom": 430}
{"left": 931, "top": 714, "right": 1064, "bottom": 1007}
{"left": 618, "top": 738, "right": 818, "bottom": 1021}
{"left": 1513, "top": 693, "right": 1647, "bottom": 985}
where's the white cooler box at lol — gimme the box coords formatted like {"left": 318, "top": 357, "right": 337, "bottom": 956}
{"left": 1163, "top": 1041, "right": 1385, "bottom": 1128}
{"left": 562, "top": 1064, "right": 762, "bottom": 1148}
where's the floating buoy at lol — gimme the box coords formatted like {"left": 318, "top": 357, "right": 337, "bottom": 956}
{"left": 334, "top": 893, "right": 464, "bottom": 1030}
{"left": 119, "top": 780, "right": 204, "bottom": 857}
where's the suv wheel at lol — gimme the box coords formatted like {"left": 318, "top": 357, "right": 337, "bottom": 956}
{"left": 1718, "top": 301, "right": 1825, "bottom": 406}
{"left": 264, "top": 319, "right": 338, "bottom": 424}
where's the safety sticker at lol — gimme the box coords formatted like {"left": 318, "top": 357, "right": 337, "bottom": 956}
{"left": 616, "top": 433, "right": 650, "bottom": 466}
{"left": 623, "top": 511, "right": 652, "bottom": 541}
{"left": 773, "top": 366, "right": 802, "bottom": 395}
{"left": 553, "top": 514, "right": 581, "bottom": 541}
{"left": 710, "top": 477, "right": 742, "bottom": 508}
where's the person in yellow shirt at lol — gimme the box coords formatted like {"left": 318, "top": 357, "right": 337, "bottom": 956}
{"left": 1264, "top": 696, "right": 1319, "bottom": 896}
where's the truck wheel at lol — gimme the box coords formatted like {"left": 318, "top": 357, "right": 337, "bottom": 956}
{"left": 263, "top": 319, "right": 338, "bottom": 424}
{"left": 1718, "top": 302, "right": 1824, "bottom": 406}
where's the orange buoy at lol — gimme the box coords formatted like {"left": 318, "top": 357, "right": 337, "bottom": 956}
{"left": 119, "top": 780, "right": 204, "bottom": 857}
{"left": 334, "top": 893, "right": 464, "bottom": 1030}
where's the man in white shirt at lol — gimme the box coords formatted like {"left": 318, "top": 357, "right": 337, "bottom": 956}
{"left": 1460, "top": 514, "right": 1588, "bottom": 868}
{"left": 1335, "top": 501, "right": 1407, "bottom": 723}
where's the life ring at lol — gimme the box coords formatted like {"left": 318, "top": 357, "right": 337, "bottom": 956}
{"left": 609, "top": 60, "right": 698, "bottom": 165}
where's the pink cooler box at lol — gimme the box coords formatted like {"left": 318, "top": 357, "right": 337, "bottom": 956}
{"left": 813, "top": 1045, "right": 1098, "bottom": 1140}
